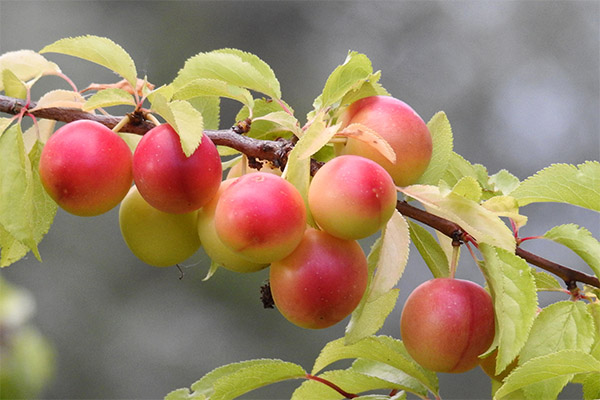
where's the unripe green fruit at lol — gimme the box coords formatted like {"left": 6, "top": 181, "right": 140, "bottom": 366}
{"left": 197, "top": 179, "right": 268, "bottom": 273}
{"left": 214, "top": 173, "right": 307, "bottom": 264}
{"left": 119, "top": 186, "right": 201, "bottom": 267}
{"left": 132, "top": 124, "right": 222, "bottom": 214}
{"left": 308, "top": 155, "right": 397, "bottom": 239}
{"left": 270, "top": 228, "right": 368, "bottom": 329}
{"left": 39, "top": 119, "right": 133, "bottom": 216}
{"left": 400, "top": 278, "right": 495, "bottom": 373}
{"left": 341, "top": 95, "right": 432, "bottom": 186}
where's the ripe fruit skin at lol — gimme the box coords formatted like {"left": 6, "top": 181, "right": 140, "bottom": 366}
{"left": 214, "top": 172, "right": 306, "bottom": 264}
{"left": 400, "top": 278, "right": 495, "bottom": 373}
{"left": 119, "top": 185, "right": 200, "bottom": 267}
{"left": 132, "top": 124, "right": 222, "bottom": 214}
{"left": 197, "top": 179, "right": 268, "bottom": 273}
{"left": 270, "top": 228, "right": 368, "bottom": 329}
{"left": 39, "top": 120, "right": 133, "bottom": 216}
{"left": 308, "top": 155, "right": 397, "bottom": 240}
{"left": 341, "top": 95, "right": 432, "bottom": 186}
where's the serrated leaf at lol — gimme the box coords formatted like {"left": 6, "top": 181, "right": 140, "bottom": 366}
{"left": 511, "top": 162, "right": 600, "bottom": 211}
{"left": 190, "top": 359, "right": 305, "bottom": 400}
{"left": 172, "top": 78, "right": 254, "bottom": 110}
{"left": 2, "top": 69, "right": 27, "bottom": 99}
{"left": 40, "top": 35, "right": 137, "bottom": 87}
{"left": 235, "top": 98, "right": 294, "bottom": 140}
{"left": 543, "top": 224, "right": 600, "bottom": 277}
{"left": 312, "top": 336, "right": 438, "bottom": 396}
{"left": 494, "top": 350, "right": 600, "bottom": 400}
{"left": 345, "top": 289, "right": 399, "bottom": 345}
{"left": 583, "top": 373, "right": 600, "bottom": 400}
{"left": 520, "top": 301, "right": 595, "bottom": 363}
{"left": 0, "top": 50, "right": 61, "bottom": 91}
{"left": 489, "top": 169, "right": 520, "bottom": 196}
{"left": 439, "top": 152, "right": 478, "bottom": 187}
{"left": 0, "top": 224, "right": 29, "bottom": 268}
{"left": 450, "top": 176, "right": 482, "bottom": 202}
{"left": 368, "top": 211, "right": 410, "bottom": 300}
{"left": 479, "top": 244, "right": 538, "bottom": 373}
{"left": 313, "top": 51, "right": 374, "bottom": 111}
{"left": 30, "top": 89, "right": 86, "bottom": 112}
{"left": 531, "top": 270, "right": 563, "bottom": 291}
{"left": 407, "top": 220, "right": 450, "bottom": 278}
{"left": 150, "top": 95, "right": 204, "bottom": 157}
{"left": 337, "top": 74, "right": 389, "bottom": 114}
{"left": 188, "top": 97, "right": 220, "bottom": 131}
{"left": 336, "top": 123, "right": 396, "bottom": 163}
{"left": 82, "top": 88, "right": 136, "bottom": 111}
{"left": 400, "top": 185, "right": 516, "bottom": 251}
{"left": 481, "top": 195, "right": 528, "bottom": 229}
{"left": 253, "top": 111, "right": 301, "bottom": 137}
{"left": 417, "top": 111, "right": 453, "bottom": 185}
{"left": 351, "top": 359, "right": 429, "bottom": 398}
{"left": 172, "top": 50, "right": 280, "bottom": 99}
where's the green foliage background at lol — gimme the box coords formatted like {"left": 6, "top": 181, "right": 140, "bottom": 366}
{"left": 0, "top": 1, "right": 598, "bottom": 399}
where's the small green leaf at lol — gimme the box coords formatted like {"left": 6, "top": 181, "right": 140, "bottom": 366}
{"left": 150, "top": 95, "right": 204, "bottom": 157}
{"left": 488, "top": 169, "right": 520, "bottom": 196}
{"left": 190, "top": 359, "right": 305, "bottom": 400}
{"left": 400, "top": 185, "right": 516, "bottom": 251}
{"left": 450, "top": 176, "right": 482, "bottom": 202}
{"left": 172, "top": 49, "right": 281, "bottom": 99}
{"left": 439, "top": 152, "right": 478, "bottom": 188}
{"left": 337, "top": 74, "right": 389, "bottom": 114}
{"left": 30, "top": 89, "right": 86, "bottom": 112}
{"left": 313, "top": 51, "right": 374, "bottom": 111}
{"left": 172, "top": 78, "right": 254, "bottom": 110}
{"left": 0, "top": 50, "right": 60, "bottom": 91}
{"left": 479, "top": 244, "right": 538, "bottom": 374}
{"left": 511, "top": 161, "right": 600, "bottom": 211}
{"left": 312, "top": 336, "right": 438, "bottom": 396}
{"left": 187, "top": 97, "right": 220, "bottom": 131}
{"left": 351, "top": 359, "right": 429, "bottom": 398}
{"left": 481, "top": 195, "right": 528, "bottom": 228}
{"left": 407, "top": 220, "right": 450, "bottom": 278}
{"left": 0, "top": 118, "right": 13, "bottom": 136}
{"left": 0, "top": 225, "right": 29, "bottom": 268}
{"left": 253, "top": 111, "right": 302, "bottom": 137}
{"left": 2, "top": 69, "right": 27, "bottom": 99}
{"left": 345, "top": 289, "right": 399, "bottom": 345}
{"left": 40, "top": 36, "right": 137, "bottom": 87}
{"left": 531, "top": 270, "right": 563, "bottom": 291}
{"left": 417, "top": 111, "right": 453, "bottom": 185}
{"left": 543, "top": 224, "right": 600, "bottom": 277}
{"left": 235, "top": 99, "right": 294, "bottom": 140}
{"left": 494, "top": 350, "right": 600, "bottom": 399}
{"left": 82, "top": 88, "right": 136, "bottom": 111}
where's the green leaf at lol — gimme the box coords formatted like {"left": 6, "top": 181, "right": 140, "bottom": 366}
{"left": 29, "top": 89, "right": 86, "bottom": 113}
{"left": 312, "top": 336, "right": 438, "bottom": 396}
{"left": 313, "top": 51, "right": 374, "bottom": 111}
{"left": 2, "top": 69, "right": 27, "bottom": 99}
{"left": 439, "top": 152, "right": 478, "bottom": 188}
{"left": 351, "top": 359, "right": 429, "bottom": 398}
{"left": 543, "top": 224, "right": 600, "bottom": 277}
{"left": 187, "top": 97, "right": 220, "bottom": 131}
{"left": 116, "top": 132, "right": 142, "bottom": 153}
{"left": 337, "top": 74, "right": 389, "bottom": 114}
{"left": 481, "top": 195, "right": 528, "bottom": 229}
{"left": 40, "top": 35, "right": 137, "bottom": 87}
{"left": 479, "top": 244, "right": 538, "bottom": 374}
{"left": 450, "top": 176, "right": 482, "bottom": 202}
{"left": 345, "top": 289, "right": 399, "bottom": 345}
{"left": 82, "top": 88, "right": 136, "bottom": 111}
{"left": 511, "top": 161, "right": 600, "bottom": 211}
{"left": 172, "top": 78, "right": 254, "bottom": 110}
{"left": 0, "top": 50, "right": 60, "bottom": 91}
{"left": 368, "top": 211, "right": 410, "bottom": 300}
{"left": 488, "top": 169, "right": 520, "bottom": 196}
{"left": 190, "top": 359, "right": 305, "bottom": 400}
{"left": 416, "top": 111, "right": 453, "bottom": 185}
{"left": 150, "top": 95, "right": 204, "bottom": 157}
{"left": 172, "top": 49, "right": 281, "bottom": 99}
{"left": 0, "top": 225, "right": 30, "bottom": 267}
{"left": 531, "top": 270, "right": 563, "bottom": 291}
{"left": 235, "top": 98, "right": 295, "bottom": 140}
{"left": 494, "top": 350, "right": 600, "bottom": 400}
{"left": 583, "top": 373, "right": 600, "bottom": 400}
{"left": 0, "top": 118, "right": 13, "bottom": 136}
{"left": 253, "top": 111, "right": 302, "bottom": 138}
{"left": 400, "top": 185, "right": 516, "bottom": 251}
{"left": 407, "top": 220, "right": 450, "bottom": 278}
{"left": 164, "top": 388, "right": 205, "bottom": 400}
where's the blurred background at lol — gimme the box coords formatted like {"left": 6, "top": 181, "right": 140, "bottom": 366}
{"left": 1, "top": 1, "right": 598, "bottom": 399}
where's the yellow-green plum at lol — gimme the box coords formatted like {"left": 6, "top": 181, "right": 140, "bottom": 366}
{"left": 214, "top": 173, "right": 306, "bottom": 264}
{"left": 39, "top": 120, "right": 133, "bottom": 216}
{"left": 270, "top": 228, "right": 368, "bottom": 329}
{"left": 400, "top": 278, "right": 495, "bottom": 373}
{"left": 119, "top": 186, "right": 200, "bottom": 267}
{"left": 132, "top": 124, "right": 221, "bottom": 214}
{"left": 341, "top": 95, "right": 432, "bottom": 186}
{"left": 308, "top": 155, "right": 397, "bottom": 240}
{"left": 197, "top": 179, "right": 268, "bottom": 273}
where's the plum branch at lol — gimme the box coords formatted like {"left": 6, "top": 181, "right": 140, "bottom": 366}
{"left": 1, "top": 93, "right": 598, "bottom": 290}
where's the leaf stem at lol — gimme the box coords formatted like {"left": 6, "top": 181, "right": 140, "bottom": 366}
{"left": 305, "top": 374, "right": 358, "bottom": 399}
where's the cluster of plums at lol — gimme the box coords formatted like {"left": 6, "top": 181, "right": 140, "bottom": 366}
{"left": 38, "top": 95, "right": 496, "bottom": 374}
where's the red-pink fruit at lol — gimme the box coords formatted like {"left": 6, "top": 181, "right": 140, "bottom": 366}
{"left": 270, "top": 228, "right": 368, "bottom": 329}
{"left": 341, "top": 95, "right": 432, "bottom": 186}
{"left": 214, "top": 172, "right": 306, "bottom": 264}
{"left": 39, "top": 119, "right": 133, "bottom": 216}
{"left": 400, "top": 278, "right": 495, "bottom": 373}
{"left": 308, "top": 155, "right": 397, "bottom": 239}
{"left": 197, "top": 179, "right": 268, "bottom": 273}
{"left": 132, "top": 124, "right": 221, "bottom": 214}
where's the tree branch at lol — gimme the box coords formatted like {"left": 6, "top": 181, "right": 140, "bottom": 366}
{"left": 1, "top": 94, "right": 598, "bottom": 289}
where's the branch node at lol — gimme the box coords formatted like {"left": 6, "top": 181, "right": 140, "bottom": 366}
{"left": 232, "top": 118, "right": 252, "bottom": 134}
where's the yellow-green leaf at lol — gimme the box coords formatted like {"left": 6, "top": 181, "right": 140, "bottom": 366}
{"left": 0, "top": 50, "right": 60, "bottom": 91}
{"left": 83, "top": 88, "right": 136, "bottom": 111}
{"left": 417, "top": 111, "right": 453, "bottom": 185}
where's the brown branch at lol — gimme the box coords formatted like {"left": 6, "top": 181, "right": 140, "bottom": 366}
{"left": 1, "top": 94, "right": 598, "bottom": 289}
